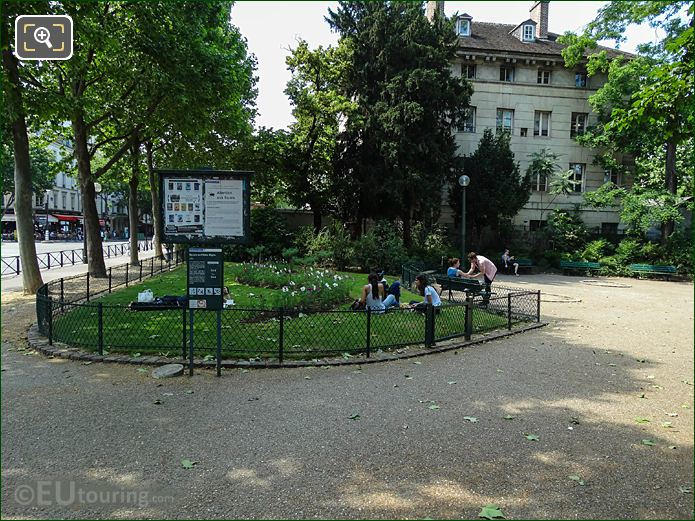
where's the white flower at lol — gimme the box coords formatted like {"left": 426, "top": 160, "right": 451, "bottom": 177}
{"left": 282, "top": 287, "right": 289, "bottom": 293}
{"left": 333, "top": 282, "right": 338, "bottom": 287}
{"left": 312, "top": 285, "right": 317, "bottom": 291}
{"left": 290, "top": 280, "right": 296, "bottom": 286}
{"left": 291, "top": 291, "right": 296, "bottom": 296}
{"left": 300, "top": 286, "right": 306, "bottom": 292}
{"left": 325, "top": 282, "right": 330, "bottom": 288}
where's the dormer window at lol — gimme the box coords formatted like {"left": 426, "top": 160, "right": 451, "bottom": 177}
{"left": 523, "top": 24, "right": 535, "bottom": 41}
{"left": 457, "top": 18, "right": 470, "bottom": 36}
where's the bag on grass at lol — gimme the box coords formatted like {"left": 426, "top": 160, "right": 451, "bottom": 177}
{"left": 137, "top": 289, "right": 154, "bottom": 303}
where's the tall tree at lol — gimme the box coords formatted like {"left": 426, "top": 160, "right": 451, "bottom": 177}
{"left": 327, "top": 1, "right": 472, "bottom": 246}
{"left": 1, "top": 143, "right": 56, "bottom": 218}
{"left": 448, "top": 129, "right": 531, "bottom": 248}
{"left": 559, "top": 1, "right": 694, "bottom": 242}
{"left": 1, "top": 2, "right": 44, "bottom": 293}
{"left": 284, "top": 39, "right": 354, "bottom": 230}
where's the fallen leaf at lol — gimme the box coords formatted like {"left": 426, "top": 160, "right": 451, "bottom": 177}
{"left": 682, "top": 404, "right": 690, "bottom": 409}
{"left": 428, "top": 404, "right": 440, "bottom": 410}
{"left": 634, "top": 417, "right": 650, "bottom": 424}
{"left": 405, "top": 375, "right": 413, "bottom": 380}
{"left": 203, "top": 354, "right": 214, "bottom": 362}
{"left": 661, "top": 421, "right": 673, "bottom": 428}
{"left": 304, "top": 376, "right": 311, "bottom": 380}
{"left": 463, "top": 416, "right": 478, "bottom": 423}
{"left": 570, "top": 417, "right": 580, "bottom": 425}
{"left": 348, "top": 413, "right": 360, "bottom": 420}
{"left": 478, "top": 504, "right": 505, "bottom": 519}
{"left": 524, "top": 433, "right": 539, "bottom": 441}
{"left": 669, "top": 445, "right": 677, "bottom": 450}
{"left": 568, "top": 475, "right": 585, "bottom": 486}
{"left": 641, "top": 439, "right": 656, "bottom": 446}
{"left": 181, "top": 459, "right": 197, "bottom": 469}
{"left": 666, "top": 412, "right": 678, "bottom": 417}
{"left": 413, "top": 361, "right": 422, "bottom": 365}
{"left": 82, "top": 361, "right": 93, "bottom": 365}
{"left": 647, "top": 375, "right": 655, "bottom": 379}
{"left": 133, "top": 352, "right": 142, "bottom": 358}
{"left": 679, "top": 486, "right": 691, "bottom": 494}
{"left": 137, "top": 368, "right": 148, "bottom": 373}
{"left": 153, "top": 399, "right": 162, "bottom": 405}
{"left": 503, "top": 415, "right": 515, "bottom": 420}
{"left": 163, "top": 392, "right": 174, "bottom": 396}
{"left": 185, "top": 390, "right": 194, "bottom": 394}
{"left": 447, "top": 381, "right": 457, "bottom": 385}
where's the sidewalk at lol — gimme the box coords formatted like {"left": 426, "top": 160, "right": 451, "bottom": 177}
{"left": 1, "top": 249, "right": 162, "bottom": 293}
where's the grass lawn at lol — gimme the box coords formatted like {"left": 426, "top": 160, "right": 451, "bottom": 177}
{"left": 53, "top": 263, "right": 508, "bottom": 359}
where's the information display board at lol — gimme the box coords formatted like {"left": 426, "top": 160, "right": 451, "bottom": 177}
{"left": 157, "top": 170, "right": 252, "bottom": 245}
{"left": 186, "top": 248, "right": 223, "bottom": 311}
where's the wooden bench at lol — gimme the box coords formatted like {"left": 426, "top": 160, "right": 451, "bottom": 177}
{"left": 629, "top": 264, "right": 677, "bottom": 280}
{"left": 500, "top": 256, "right": 535, "bottom": 274}
{"left": 434, "top": 275, "right": 487, "bottom": 300}
{"left": 560, "top": 260, "right": 601, "bottom": 275}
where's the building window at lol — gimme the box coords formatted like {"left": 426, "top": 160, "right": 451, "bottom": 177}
{"left": 571, "top": 112, "right": 588, "bottom": 137}
{"left": 529, "top": 220, "right": 547, "bottom": 231}
{"left": 533, "top": 173, "right": 548, "bottom": 192}
{"left": 462, "top": 63, "right": 476, "bottom": 79}
{"left": 457, "top": 19, "right": 470, "bottom": 36}
{"left": 496, "top": 108, "right": 514, "bottom": 132}
{"left": 36, "top": 194, "right": 44, "bottom": 206}
{"left": 499, "top": 66, "right": 514, "bottom": 82}
{"left": 569, "top": 163, "right": 585, "bottom": 193}
{"left": 537, "top": 69, "right": 551, "bottom": 84}
{"left": 523, "top": 24, "right": 535, "bottom": 41}
{"left": 520, "top": 128, "right": 528, "bottom": 137}
{"left": 604, "top": 170, "right": 621, "bottom": 186}
{"left": 601, "top": 222, "right": 619, "bottom": 236}
{"left": 534, "top": 111, "right": 551, "bottom": 137}
{"left": 459, "top": 106, "right": 476, "bottom": 133}
{"left": 61, "top": 192, "right": 67, "bottom": 209}
{"left": 575, "top": 71, "right": 587, "bottom": 87}
{"left": 70, "top": 193, "right": 75, "bottom": 210}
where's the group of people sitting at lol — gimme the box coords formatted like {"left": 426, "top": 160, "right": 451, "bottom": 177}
{"left": 355, "top": 251, "right": 504, "bottom": 313}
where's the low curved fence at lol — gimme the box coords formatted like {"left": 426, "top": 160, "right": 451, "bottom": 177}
{"left": 34, "top": 260, "right": 541, "bottom": 362}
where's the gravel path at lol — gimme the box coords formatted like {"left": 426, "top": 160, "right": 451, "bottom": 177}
{"left": 1, "top": 273, "right": 693, "bottom": 519}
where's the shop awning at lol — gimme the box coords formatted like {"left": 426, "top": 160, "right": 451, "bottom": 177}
{"left": 35, "top": 214, "right": 59, "bottom": 223}
{"left": 52, "top": 214, "right": 82, "bottom": 223}
{"left": 1, "top": 214, "right": 16, "bottom": 222}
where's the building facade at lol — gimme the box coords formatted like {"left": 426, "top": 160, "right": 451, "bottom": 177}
{"left": 433, "top": 1, "right": 632, "bottom": 235}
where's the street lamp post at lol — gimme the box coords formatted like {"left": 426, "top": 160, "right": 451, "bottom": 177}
{"left": 458, "top": 174, "right": 470, "bottom": 260}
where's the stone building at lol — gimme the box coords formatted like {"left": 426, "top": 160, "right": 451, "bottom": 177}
{"left": 430, "top": 1, "right": 633, "bottom": 236}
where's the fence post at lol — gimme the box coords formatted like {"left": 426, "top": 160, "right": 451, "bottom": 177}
{"left": 507, "top": 293, "right": 512, "bottom": 330}
{"left": 425, "top": 303, "right": 433, "bottom": 348}
{"left": 182, "top": 305, "right": 187, "bottom": 360}
{"left": 60, "top": 251, "right": 64, "bottom": 267}
{"left": 536, "top": 290, "right": 541, "bottom": 322}
{"left": 47, "top": 253, "right": 50, "bottom": 270}
{"left": 60, "top": 279, "right": 64, "bottom": 312}
{"left": 108, "top": 267, "right": 112, "bottom": 293}
{"left": 464, "top": 292, "right": 473, "bottom": 340}
{"left": 366, "top": 308, "right": 371, "bottom": 358}
{"left": 71, "top": 250, "right": 75, "bottom": 265}
{"left": 86, "top": 272, "right": 90, "bottom": 302}
{"left": 16, "top": 257, "right": 20, "bottom": 275}
{"left": 151, "top": 257, "right": 154, "bottom": 277}
{"left": 278, "top": 307, "right": 284, "bottom": 364}
{"left": 125, "top": 264, "right": 129, "bottom": 287}
{"left": 188, "top": 309, "right": 195, "bottom": 376}
{"left": 47, "top": 297, "right": 53, "bottom": 345}
{"left": 98, "top": 303, "right": 104, "bottom": 355}
{"left": 216, "top": 309, "right": 222, "bottom": 377}
{"left": 139, "top": 262, "right": 143, "bottom": 281}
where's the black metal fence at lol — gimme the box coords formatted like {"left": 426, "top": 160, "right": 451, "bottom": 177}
{"left": 2, "top": 240, "right": 154, "bottom": 276}
{"left": 34, "top": 259, "right": 540, "bottom": 363}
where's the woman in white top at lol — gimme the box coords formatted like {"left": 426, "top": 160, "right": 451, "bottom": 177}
{"left": 360, "top": 272, "right": 394, "bottom": 312}
{"left": 410, "top": 273, "right": 441, "bottom": 311}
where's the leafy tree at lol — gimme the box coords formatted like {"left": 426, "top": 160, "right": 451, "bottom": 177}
{"left": 448, "top": 129, "right": 531, "bottom": 249}
{"left": 284, "top": 39, "right": 354, "bottom": 230}
{"left": 558, "top": 0, "right": 694, "bottom": 242}
{"left": 1, "top": 142, "right": 56, "bottom": 216}
{"left": 327, "top": 1, "right": 472, "bottom": 246}
{"left": 524, "top": 149, "right": 576, "bottom": 222}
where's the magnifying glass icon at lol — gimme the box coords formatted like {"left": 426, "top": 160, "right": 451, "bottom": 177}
{"left": 33, "top": 26, "right": 53, "bottom": 49}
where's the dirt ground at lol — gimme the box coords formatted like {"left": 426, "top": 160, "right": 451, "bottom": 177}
{"left": 1, "top": 272, "right": 693, "bottom": 519}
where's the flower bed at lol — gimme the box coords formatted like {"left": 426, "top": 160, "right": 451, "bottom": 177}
{"left": 228, "top": 262, "right": 352, "bottom": 311}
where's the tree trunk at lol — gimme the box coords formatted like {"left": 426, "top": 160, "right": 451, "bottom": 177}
{"left": 2, "top": 27, "right": 43, "bottom": 294}
{"left": 661, "top": 140, "right": 678, "bottom": 243}
{"left": 129, "top": 142, "right": 140, "bottom": 266}
{"left": 145, "top": 142, "right": 163, "bottom": 257}
{"left": 312, "top": 206, "right": 322, "bottom": 232}
{"left": 72, "top": 110, "right": 107, "bottom": 277}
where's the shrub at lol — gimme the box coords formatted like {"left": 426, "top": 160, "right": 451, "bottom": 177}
{"left": 352, "top": 221, "right": 408, "bottom": 273}
{"left": 546, "top": 210, "right": 590, "bottom": 253}
{"left": 296, "top": 222, "right": 353, "bottom": 270}
{"left": 581, "top": 239, "right": 614, "bottom": 262}
{"left": 614, "top": 238, "right": 641, "bottom": 264}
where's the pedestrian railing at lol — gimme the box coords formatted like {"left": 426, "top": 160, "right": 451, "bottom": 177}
{"left": 1, "top": 240, "right": 154, "bottom": 276}
{"left": 34, "top": 258, "right": 541, "bottom": 363}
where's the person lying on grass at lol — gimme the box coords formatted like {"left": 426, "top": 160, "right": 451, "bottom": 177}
{"left": 409, "top": 273, "right": 442, "bottom": 312}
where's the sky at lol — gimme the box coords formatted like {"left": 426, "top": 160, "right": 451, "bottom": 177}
{"left": 230, "top": 1, "right": 666, "bottom": 130}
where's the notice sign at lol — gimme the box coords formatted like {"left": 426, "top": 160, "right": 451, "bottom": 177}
{"left": 187, "top": 248, "right": 223, "bottom": 311}
{"left": 158, "top": 170, "right": 252, "bottom": 245}
{"left": 204, "top": 179, "right": 243, "bottom": 237}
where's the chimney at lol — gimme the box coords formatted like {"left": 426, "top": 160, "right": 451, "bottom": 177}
{"left": 530, "top": 0, "right": 549, "bottom": 38}
{"left": 426, "top": 1, "right": 444, "bottom": 23}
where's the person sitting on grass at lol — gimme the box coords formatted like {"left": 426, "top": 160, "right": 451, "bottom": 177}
{"left": 501, "top": 249, "right": 520, "bottom": 276}
{"left": 409, "top": 273, "right": 442, "bottom": 312}
{"left": 360, "top": 272, "right": 399, "bottom": 312}
{"left": 447, "top": 257, "right": 465, "bottom": 278}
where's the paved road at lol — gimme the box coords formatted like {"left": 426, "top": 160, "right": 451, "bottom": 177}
{"left": 1, "top": 274, "right": 693, "bottom": 519}
{"left": 1, "top": 240, "right": 132, "bottom": 258}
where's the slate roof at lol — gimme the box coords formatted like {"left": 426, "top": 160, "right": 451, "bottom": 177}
{"left": 456, "top": 21, "right": 633, "bottom": 60}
